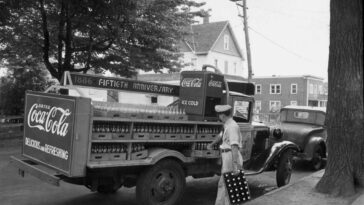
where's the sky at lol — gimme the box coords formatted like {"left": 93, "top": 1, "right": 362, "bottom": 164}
{"left": 197, "top": 0, "right": 330, "bottom": 81}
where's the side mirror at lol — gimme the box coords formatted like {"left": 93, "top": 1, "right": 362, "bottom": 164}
{"left": 273, "top": 128, "right": 283, "bottom": 139}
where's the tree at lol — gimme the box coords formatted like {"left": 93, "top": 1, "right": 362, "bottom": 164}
{"left": 0, "top": 0, "right": 206, "bottom": 81}
{"left": 0, "top": 58, "right": 55, "bottom": 115}
{"left": 315, "top": 0, "right": 363, "bottom": 197}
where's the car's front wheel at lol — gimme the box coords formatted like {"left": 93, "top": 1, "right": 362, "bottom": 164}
{"left": 276, "top": 150, "right": 293, "bottom": 187}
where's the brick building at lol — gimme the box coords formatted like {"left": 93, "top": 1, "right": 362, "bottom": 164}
{"left": 252, "top": 75, "right": 328, "bottom": 114}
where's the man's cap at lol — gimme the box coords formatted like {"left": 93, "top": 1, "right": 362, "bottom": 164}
{"left": 215, "top": 105, "right": 232, "bottom": 113}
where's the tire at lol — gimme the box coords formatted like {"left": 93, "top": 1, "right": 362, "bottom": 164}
{"left": 136, "top": 159, "right": 186, "bottom": 205}
{"left": 311, "top": 145, "right": 324, "bottom": 171}
{"left": 276, "top": 150, "right": 293, "bottom": 187}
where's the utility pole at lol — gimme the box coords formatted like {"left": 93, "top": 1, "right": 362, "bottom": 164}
{"left": 231, "top": 0, "right": 253, "bottom": 82}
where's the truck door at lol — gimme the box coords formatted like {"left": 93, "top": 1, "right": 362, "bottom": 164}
{"left": 231, "top": 96, "right": 254, "bottom": 162}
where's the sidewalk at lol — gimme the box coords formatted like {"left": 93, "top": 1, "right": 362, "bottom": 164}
{"left": 245, "top": 170, "right": 364, "bottom": 205}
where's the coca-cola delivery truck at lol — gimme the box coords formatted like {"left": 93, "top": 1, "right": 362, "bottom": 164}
{"left": 11, "top": 65, "right": 299, "bottom": 205}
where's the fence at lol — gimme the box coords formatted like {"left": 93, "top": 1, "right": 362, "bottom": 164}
{"left": 0, "top": 116, "right": 24, "bottom": 139}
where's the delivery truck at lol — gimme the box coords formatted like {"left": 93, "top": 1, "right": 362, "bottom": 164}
{"left": 11, "top": 65, "right": 299, "bottom": 205}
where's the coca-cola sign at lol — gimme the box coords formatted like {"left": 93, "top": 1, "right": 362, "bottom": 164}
{"left": 23, "top": 92, "right": 75, "bottom": 173}
{"left": 208, "top": 79, "right": 222, "bottom": 88}
{"left": 181, "top": 78, "right": 202, "bottom": 87}
{"left": 27, "top": 104, "right": 71, "bottom": 137}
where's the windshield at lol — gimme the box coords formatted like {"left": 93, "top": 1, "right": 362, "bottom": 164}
{"left": 233, "top": 100, "right": 251, "bottom": 123}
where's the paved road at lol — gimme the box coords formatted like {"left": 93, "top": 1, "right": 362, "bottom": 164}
{"left": 0, "top": 140, "right": 315, "bottom": 205}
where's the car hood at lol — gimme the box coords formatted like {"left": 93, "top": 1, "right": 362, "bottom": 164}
{"left": 278, "top": 123, "right": 324, "bottom": 146}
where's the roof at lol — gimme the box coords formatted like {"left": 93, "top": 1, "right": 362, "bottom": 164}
{"left": 281, "top": 105, "right": 326, "bottom": 113}
{"left": 253, "top": 75, "right": 324, "bottom": 81}
{"left": 181, "top": 21, "right": 243, "bottom": 58}
{"left": 183, "top": 21, "right": 228, "bottom": 54}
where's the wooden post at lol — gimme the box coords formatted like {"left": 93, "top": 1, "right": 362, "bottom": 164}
{"left": 235, "top": 0, "right": 253, "bottom": 82}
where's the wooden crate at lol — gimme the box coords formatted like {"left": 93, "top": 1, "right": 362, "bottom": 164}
{"left": 159, "top": 115, "right": 174, "bottom": 120}
{"left": 209, "top": 134, "right": 219, "bottom": 141}
{"left": 130, "top": 150, "right": 148, "bottom": 160}
{"left": 181, "top": 134, "right": 195, "bottom": 140}
{"left": 165, "top": 133, "right": 181, "bottom": 140}
{"left": 196, "top": 134, "right": 210, "bottom": 140}
{"left": 132, "top": 133, "right": 150, "bottom": 140}
{"left": 112, "top": 133, "right": 132, "bottom": 140}
{"left": 90, "top": 153, "right": 110, "bottom": 161}
{"left": 174, "top": 115, "right": 188, "bottom": 121}
{"left": 150, "top": 133, "right": 166, "bottom": 140}
{"left": 109, "top": 153, "right": 127, "bottom": 161}
{"left": 93, "top": 110, "right": 107, "bottom": 117}
{"left": 106, "top": 111, "right": 129, "bottom": 118}
{"left": 92, "top": 133, "right": 112, "bottom": 140}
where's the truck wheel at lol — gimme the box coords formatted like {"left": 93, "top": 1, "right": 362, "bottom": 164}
{"left": 276, "top": 150, "right": 293, "bottom": 187}
{"left": 136, "top": 159, "right": 186, "bottom": 205}
{"left": 311, "top": 145, "right": 324, "bottom": 171}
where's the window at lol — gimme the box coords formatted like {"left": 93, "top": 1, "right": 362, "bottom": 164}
{"left": 319, "top": 85, "right": 323, "bottom": 94}
{"left": 270, "top": 84, "right": 281, "bottom": 94}
{"left": 214, "top": 59, "right": 218, "bottom": 68}
{"left": 255, "top": 101, "right": 262, "bottom": 113}
{"left": 269, "top": 101, "right": 281, "bottom": 112}
{"left": 233, "top": 100, "right": 251, "bottom": 122}
{"left": 319, "top": 100, "right": 327, "bottom": 107}
{"left": 151, "top": 96, "right": 158, "bottom": 104}
{"left": 224, "top": 34, "right": 230, "bottom": 50}
{"left": 314, "top": 84, "right": 318, "bottom": 94}
{"left": 309, "top": 84, "right": 314, "bottom": 94}
{"left": 290, "top": 101, "right": 298, "bottom": 106}
{"left": 294, "top": 111, "right": 309, "bottom": 119}
{"left": 224, "top": 61, "right": 228, "bottom": 74}
{"left": 256, "top": 84, "right": 261, "bottom": 94}
{"left": 291, "top": 84, "right": 297, "bottom": 94}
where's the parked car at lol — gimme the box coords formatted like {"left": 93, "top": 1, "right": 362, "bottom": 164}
{"left": 271, "top": 106, "right": 327, "bottom": 170}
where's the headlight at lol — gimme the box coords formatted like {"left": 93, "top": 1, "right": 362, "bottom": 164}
{"left": 273, "top": 128, "right": 283, "bottom": 139}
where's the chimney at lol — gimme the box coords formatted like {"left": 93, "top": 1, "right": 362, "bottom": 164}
{"left": 203, "top": 15, "right": 210, "bottom": 24}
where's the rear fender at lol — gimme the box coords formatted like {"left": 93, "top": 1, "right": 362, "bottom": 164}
{"left": 148, "top": 148, "right": 190, "bottom": 165}
{"left": 303, "top": 137, "right": 326, "bottom": 160}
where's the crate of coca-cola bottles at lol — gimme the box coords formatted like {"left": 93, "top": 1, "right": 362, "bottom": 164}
{"left": 130, "top": 143, "right": 148, "bottom": 160}
{"left": 90, "top": 143, "right": 127, "bottom": 161}
{"left": 192, "top": 142, "right": 220, "bottom": 158}
{"left": 196, "top": 125, "right": 222, "bottom": 141}
{"left": 92, "top": 121, "right": 131, "bottom": 140}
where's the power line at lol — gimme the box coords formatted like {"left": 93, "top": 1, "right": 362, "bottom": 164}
{"left": 248, "top": 26, "right": 319, "bottom": 65}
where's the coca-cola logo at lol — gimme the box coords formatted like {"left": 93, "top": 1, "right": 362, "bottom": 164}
{"left": 27, "top": 103, "right": 71, "bottom": 137}
{"left": 208, "top": 79, "right": 222, "bottom": 88}
{"left": 181, "top": 78, "right": 202, "bottom": 88}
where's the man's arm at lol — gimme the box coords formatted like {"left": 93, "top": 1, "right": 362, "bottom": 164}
{"left": 231, "top": 144, "right": 242, "bottom": 173}
{"left": 207, "top": 132, "right": 223, "bottom": 150}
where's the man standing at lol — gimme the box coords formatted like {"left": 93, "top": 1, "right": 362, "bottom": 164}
{"left": 207, "top": 104, "right": 244, "bottom": 205}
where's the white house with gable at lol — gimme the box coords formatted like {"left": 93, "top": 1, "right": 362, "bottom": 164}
{"left": 179, "top": 19, "right": 245, "bottom": 75}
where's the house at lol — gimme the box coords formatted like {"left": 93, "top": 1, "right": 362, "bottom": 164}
{"left": 129, "top": 19, "right": 247, "bottom": 106}
{"left": 252, "top": 75, "right": 328, "bottom": 114}
{"left": 179, "top": 19, "right": 245, "bottom": 75}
